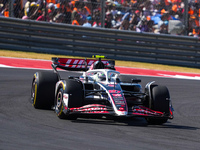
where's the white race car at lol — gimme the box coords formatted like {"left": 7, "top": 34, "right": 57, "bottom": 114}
{"left": 31, "top": 55, "right": 174, "bottom": 124}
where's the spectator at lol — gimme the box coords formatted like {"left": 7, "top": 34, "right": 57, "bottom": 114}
{"left": 111, "top": 3, "right": 117, "bottom": 17}
{"left": 159, "top": 20, "right": 169, "bottom": 34}
{"left": 129, "top": 10, "right": 141, "bottom": 27}
{"left": 48, "top": 3, "right": 55, "bottom": 14}
{"left": 23, "top": 2, "right": 40, "bottom": 20}
{"left": 93, "top": 17, "right": 101, "bottom": 27}
{"left": 105, "top": 11, "right": 113, "bottom": 28}
{"left": 130, "top": 24, "right": 137, "bottom": 31}
{"left": 5, "top": 0, "right": 200, "bottom": 37}
{"left": 80, "top": 6, "right": 88, "bottom": 25}
{"left": 119, "top": 18, "right": 130, "bottom": 30}
{"left": 36, "top": 8, "right": 49, "bottom": 21}
{"left": 54, "top": 13, "right": 64, "bottom": 23}
{"left": 53, "top": 6, "right": 63, "bottom": 23}
{"left": 142, "top": 0, "right": 152, "bottom": 17}
{"left": 147, "top": 20, "right": 154, "bottom": 32}
{"left": 157, "top": 13, "right": 168, "bottom": 30}
{"left": 72, "top": 13, "right": 81, "bottom": 25}
{"left": 140, "top": 19, "right": 150, "bottom": 32}
{"left": 93, "top": 9, "right": 101, "bottom": 27}
{"left": 24, "top": 0, "right": 34, "bottom": 17}
{"left": 112, "top": 11, "right": 123, "bottom": 29}
{"left": 152, "top": 24, "right": 160, "bottom": 34}
{"left": 48, "top": 12, "right": 54, "bottom": 22}
{"left": 1, "top": 2, "right": 9, "bottom": 17}
{"left": 0, "top": 3, "right": 3, "bottom": 16}
{"left": 84, "top": 0, "right": 91, "bottom": 16}
{"left": 0, "top": 0, "right": 6, "bottom": 10}
{"left": 14, "top": 0, "right": 23, "bottom": 18}
{"left": 92, "top": 9, "right": 100, "bottom": 25}
{"left": 71, "top": 1, "right": 81, "bottom": 23}
{"left": 83, "top": 16, "right": 92, "bottom": 27}
{"left": 60, "top": 1, "right": 72, "bottom": 24}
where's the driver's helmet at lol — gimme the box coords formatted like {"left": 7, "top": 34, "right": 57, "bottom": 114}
{"left": 96, "top": 72, "right": 106, "bottom": 81}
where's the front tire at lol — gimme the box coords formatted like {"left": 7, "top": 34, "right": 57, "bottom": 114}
{"left": 55, "top": 79, "right": 84, "bottom": 119}
{"left": 146, "top": 85, "right": 170, "bottom": 125}
{"left": 55, "top": 88, "right": 75, "bottom": 119}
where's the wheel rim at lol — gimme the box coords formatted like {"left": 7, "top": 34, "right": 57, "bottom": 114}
{"left": 57, "top": 92, "right": 62, "bottom": 107}
{"left": 55, "top": 91, "right": 63, "bottom": 115}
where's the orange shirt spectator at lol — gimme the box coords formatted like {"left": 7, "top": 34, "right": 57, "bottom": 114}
{"left": 4, "top": 11, "right": 9, "bottom": 17}
{"left": 84, "top": 6, "right": 91, "bottom": 15}
{"left": 72, "top": 13, "right": 80, "bottom": 25}
{"left": 72, "top": 20, "right": 80, "bottom": 25}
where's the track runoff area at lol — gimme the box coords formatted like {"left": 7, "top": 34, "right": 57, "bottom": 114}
{"left": 0, "top": 57, "right": 200, "bottom": 80}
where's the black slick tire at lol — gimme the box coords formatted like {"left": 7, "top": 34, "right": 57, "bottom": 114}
{"left": 55, "top": 79, "right": 83, "bottom": 119}
{"left": 146, "top": 85, "right": 170, "bottom": 125}
{"left": 55, "top": 88, "right": 77, "bottom": 120}
{"left": 31, "top": 71, "right": 58, "bottom": 109}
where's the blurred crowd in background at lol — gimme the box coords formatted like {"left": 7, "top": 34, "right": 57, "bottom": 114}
{"left": 1, "top": 0, "right": 200, "bottom": 37}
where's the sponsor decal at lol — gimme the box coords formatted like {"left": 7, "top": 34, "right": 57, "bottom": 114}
{"left": 63, "top": 93, "right": 69, "bottom": 109}
{"left": 71, "top": 60, "right": 79, "bottom": 68}
{"left": 59, "top": 59, "right": 108, "bottom": 69}
{"left": 108, "top": 90, "right": 121, "bottom": 93}
{"left": 114, "top": 100, "right": 125, "bottom": 104}
{"left": 87, "top": 60, "right": 95, "bottom": 66}
{"left": 119, "top": 107, "right": 125, "bottom": 111}
{"left": 109, "top": 92, "right": 127, "bottom": 112}
{"left": 71, "top": 107, "right": 107, "bottom": 112}
{"left": 66, "top": 59, "right": 72, "bottom": 65}
{"left": 76, "top": 60, "right": 84, "bottom": 68}
{"left": 111, "top": 93, "right": 124, "bottom": 101}
{"left": 108, "top": 84, "right": 116, "bottom": 87}
{"left": 69, "top": 104, "right": 110, "bottom": 113}
{"left": 81, "top": 111, "right": 109, "bottom": 114}
{"left": 112, "top": 94, "right": 122, "bottom": 97}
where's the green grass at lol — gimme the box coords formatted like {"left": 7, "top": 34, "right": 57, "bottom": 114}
{"left": 1, "top": 49, "right": 200, "bottom": 74}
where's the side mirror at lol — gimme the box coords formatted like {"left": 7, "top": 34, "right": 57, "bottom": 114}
{"left": 116, "top": 78, "right": 120, "bottom": 83}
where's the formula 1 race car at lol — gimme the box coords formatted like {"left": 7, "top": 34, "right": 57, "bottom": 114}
{"left": 31, "top": 55, "right": 174, "bottom": 124}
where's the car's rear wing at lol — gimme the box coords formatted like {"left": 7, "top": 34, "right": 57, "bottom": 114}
{"left": 52, "top": 57, "right": 115, "bottom": 71}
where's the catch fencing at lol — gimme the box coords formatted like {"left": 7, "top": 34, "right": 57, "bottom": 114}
{"left": 0, "top": 17, "right": 200, "bottom": 68}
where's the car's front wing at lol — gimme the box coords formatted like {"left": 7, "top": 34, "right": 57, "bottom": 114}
{"left": 68, "top": 104, "right": 173, "bottom": 119}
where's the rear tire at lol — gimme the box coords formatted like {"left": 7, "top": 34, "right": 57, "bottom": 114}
{"left": 31, "top": 71, "right": 58, "bottom": 109}
{"left": 146, "top": 85, "right": 170, "bottom": 125}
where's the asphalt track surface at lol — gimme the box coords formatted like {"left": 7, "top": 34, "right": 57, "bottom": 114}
{"left": 1, "top": 67, "right": 200, "bottom": 150}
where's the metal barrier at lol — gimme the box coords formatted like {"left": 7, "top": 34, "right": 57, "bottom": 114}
{"left": 0, "top": 17, "right": 200, "bottom": 68}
